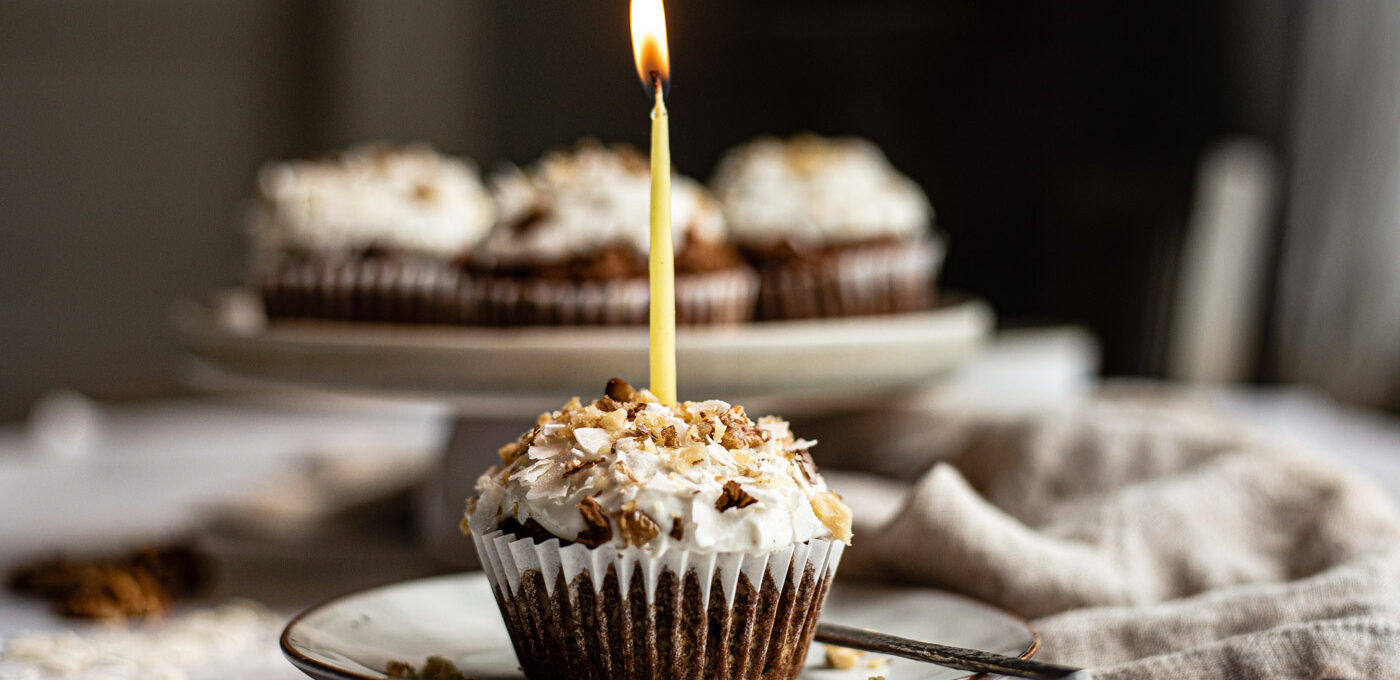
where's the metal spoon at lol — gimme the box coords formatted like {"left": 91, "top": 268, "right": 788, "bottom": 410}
{"left": 816, "top": 622, "right": 1091, "bottom": 680}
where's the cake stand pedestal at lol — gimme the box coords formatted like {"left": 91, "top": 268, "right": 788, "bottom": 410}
{"left": 176, "top": 291, "right": 994, "bottom": 565}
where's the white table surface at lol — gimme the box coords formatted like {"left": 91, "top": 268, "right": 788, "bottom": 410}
{"left": 2, "top": 328, "right": 1398, "bottom": 679}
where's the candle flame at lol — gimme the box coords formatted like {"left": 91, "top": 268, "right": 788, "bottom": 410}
{"left": 630, "top": 0, "right": 670, "bottom": 97}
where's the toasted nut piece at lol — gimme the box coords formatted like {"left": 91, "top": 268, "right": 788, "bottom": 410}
{"left": 605, "top": 377, "right": 638, "bottom": 402}
{"left": 716, "top": 480, "right": 759, "bottom": 512}
{"left": 575, "top": 497, "right": 613, "bottom": 547}
{"left": 811, "top": 491, "right": 853, "bottom": 543}
{"left": 824, "top": 645, "right": 864, "bottom": 670}
{"left": 615, "top": 501, "right": 661, "bottom": 546}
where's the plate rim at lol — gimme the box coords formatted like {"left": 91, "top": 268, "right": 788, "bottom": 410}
{"left": 279, "top": 572, "right": 1040, "bottom": 680}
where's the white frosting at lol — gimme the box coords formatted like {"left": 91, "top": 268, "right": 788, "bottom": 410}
{"left": 468, "top": 387, "right": 851, "bottom": 554}
{"left": 472, "top": 141, "right": 728, "bottom": 267}
{"left": 710, "top": 134, "right": 933, "bottom": 246}
{"left": 252, "top": 143, "right": 496, "bottom": 257}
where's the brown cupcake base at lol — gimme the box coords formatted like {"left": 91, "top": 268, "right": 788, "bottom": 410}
{"left": 495, "top": 561, "right": 831, "bottom": 680}
{"left": 474, "top": 532, "right": 843, "bottom": 680}
{"left": 467, "top": 267, "right": 758, "bottom": 326}
{"left": 259, "top": 253, "right": 466, "bottom": 324}
{"left": 749, "top": 238, "right": 944, "bottom": 321}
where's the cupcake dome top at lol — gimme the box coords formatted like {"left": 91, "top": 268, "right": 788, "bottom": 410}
{"left": 711, "top": 134, "right": 933, "bottom": 247}
{"left": 252, "top": 143, "right": 496, "bottom": 257}
{"left": 467, "top": 378, "right": 852, "bottom": 554}
{"left": 470, "top": 140, "right": 729, "bottom": 269}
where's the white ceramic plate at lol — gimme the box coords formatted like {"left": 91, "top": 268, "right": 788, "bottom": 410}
{"left": 281, "top": 573, "right": 1037, "bottom": 680}
{"left": 176, "top": 291, "right": 992, "bottom": 407}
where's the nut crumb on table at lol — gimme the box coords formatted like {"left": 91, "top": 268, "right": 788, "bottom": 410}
{"left": 824, "top": 644, "right": 865, "bottom": 669}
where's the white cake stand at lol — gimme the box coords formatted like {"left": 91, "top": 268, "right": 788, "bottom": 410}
{"left": 175, "top": 290, "right": 994, "bottom": 564}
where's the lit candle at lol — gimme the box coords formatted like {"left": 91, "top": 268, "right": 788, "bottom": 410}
{"left": 630, "top": 0, "right": 676, "bottom": 404}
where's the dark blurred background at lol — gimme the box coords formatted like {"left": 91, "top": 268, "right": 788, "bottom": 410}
{"left": 4, "top": 0, "right": 1397, "bottom": 421}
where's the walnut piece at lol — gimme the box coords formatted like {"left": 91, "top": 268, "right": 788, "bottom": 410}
{"left": 605, "top": 377, "right": 638, "bottom": 402}
{"left": 811, "top": 491, "right": 853, "bottom": 543}
{"left": 575, "top": 497, "right": 613, "bottom": 547}
{"left": 715, "top": 480, "right": 759, "bottom": 512}
{"left": 615, "top": 501, "right": 661, "bottom": 547}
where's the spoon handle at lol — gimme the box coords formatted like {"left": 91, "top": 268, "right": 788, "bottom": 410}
{"left": 815, "top": 622, "right": 1090, "bottom": 680}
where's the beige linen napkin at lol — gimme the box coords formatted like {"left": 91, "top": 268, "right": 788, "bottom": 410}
{"left": 846, "top": 393, "right": 1400, "bottom": 678}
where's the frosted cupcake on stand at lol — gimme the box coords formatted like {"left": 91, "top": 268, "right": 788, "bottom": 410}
{"left": 466, "top": 141, "right": 757, "bottom": 325}
{"left": 464, "top": 377, "right": 851, "bottom": 680}
{"left": 252, "top": 143, "right": 495, "bottom": 324}
{"left": 711, "top": 134, "right": 943, "bottom": 320}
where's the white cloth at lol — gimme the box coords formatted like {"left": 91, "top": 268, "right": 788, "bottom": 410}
{"left": 849, "top": 393, "right": 1400, "bottom": 677}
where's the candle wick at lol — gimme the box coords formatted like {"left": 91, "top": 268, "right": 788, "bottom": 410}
{"left": 650, "top": 76, "right": 667, "bottom": 119}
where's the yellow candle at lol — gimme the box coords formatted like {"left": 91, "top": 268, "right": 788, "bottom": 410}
{"left": 647, "top": 88, "right": 677, "bottom": 404}
{"left": 632, "top": 0, "right": 675, "bottom": 404}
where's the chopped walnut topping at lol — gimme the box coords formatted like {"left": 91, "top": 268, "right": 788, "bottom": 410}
{"left": 563, "top": 459, "right": 601, "bottom": 477}
{"left": 497, "top": 441, "right": 524, "bottom": 464}
{"left": 715, "top": 480, "right": 759, "bottom": 512}
{"left": 605, "top": 377, "right": 638, "bottom": 402}
{"left": 474, "top": 378, "right": 854, "bottom": 550}
{"left": 575, "top": 497, "right": 612, "bottom": 547}
{"left": 719, "top": 405, "right": 766, "bottom": 448}
{"left": 615, "top": 501, "right": 661, "bottom": 546}
{"left": 674, "top": 444, "right": 707, "bottom": 472}
{"left": 811, "top": 491, "right": 853, "bottom": 543}
{"left": 599, "top": 408, "right": 627, "bottom": 433}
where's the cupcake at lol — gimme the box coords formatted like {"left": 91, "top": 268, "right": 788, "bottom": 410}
{"left": 711, "top": 134, "right": 944, "bottom": 320}
{"left": 465, "top": 141, "right": 758, "bottom": 325}
{"left": 252, "top": 143, "right": 495, "bottom": 324}
{"left": 464, "top": 378, "right": 852, "bottom": 680}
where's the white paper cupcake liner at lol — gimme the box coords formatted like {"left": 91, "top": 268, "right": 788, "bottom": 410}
{"left": 472, "top": 530, "right": 843, "bottom": 680}
{"left": 755, "top": 237, "right": 945, "bottom": 320}
{"left": 464, "top": 267, "right": 759, "bottom": 326}
{"left": 259, "top": 253, "right": 465, "bottom": 324}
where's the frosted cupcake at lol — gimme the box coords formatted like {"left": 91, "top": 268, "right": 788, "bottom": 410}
{"left": 464, "top": 378, "right": 851, "bottom": 680}
{"left": 252, "top": 143, "right": 495, "bottom": 324}
{"left": 711, "top": 134, "right": 944, "bottom": 320}
{"left": 466, "top": 141, "right": 757, "bottom": 325}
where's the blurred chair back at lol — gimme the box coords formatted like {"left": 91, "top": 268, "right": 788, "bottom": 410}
{"left": 1167, "top": 138, "right": 1279, "bottom": 384}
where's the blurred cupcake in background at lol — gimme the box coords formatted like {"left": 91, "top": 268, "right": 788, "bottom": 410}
{"left": 252, "top": 143, "right": 495, "bottom": 324}
{"left": 466, "top": 140, "right": 757, "bottom": 326}
{"left": 711, "top": 134, "right": 944, "bottom": 320}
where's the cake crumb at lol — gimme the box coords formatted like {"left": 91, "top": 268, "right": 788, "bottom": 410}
{"left": 385, "top": 655, "right": 472, "bottom": 679}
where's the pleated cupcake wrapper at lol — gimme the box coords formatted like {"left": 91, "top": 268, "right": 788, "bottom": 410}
{"left": 474, "top": 530, "right": 842, "bottom": 608}
{"left": 473, "top": 530, "right": 843, "bottom": 680}
{"left": 465, "top": 267, "right": 759, "bottom": 326}
{"left": 259, "top": 254, "right": 466, "bottom": 324}
{"left": 756, "top": 237, "right": 945, "bottom": 320}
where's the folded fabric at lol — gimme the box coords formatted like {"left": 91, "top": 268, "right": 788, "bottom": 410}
{"left": 850, "top": 393, "right": 1400, "bottom": 678}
